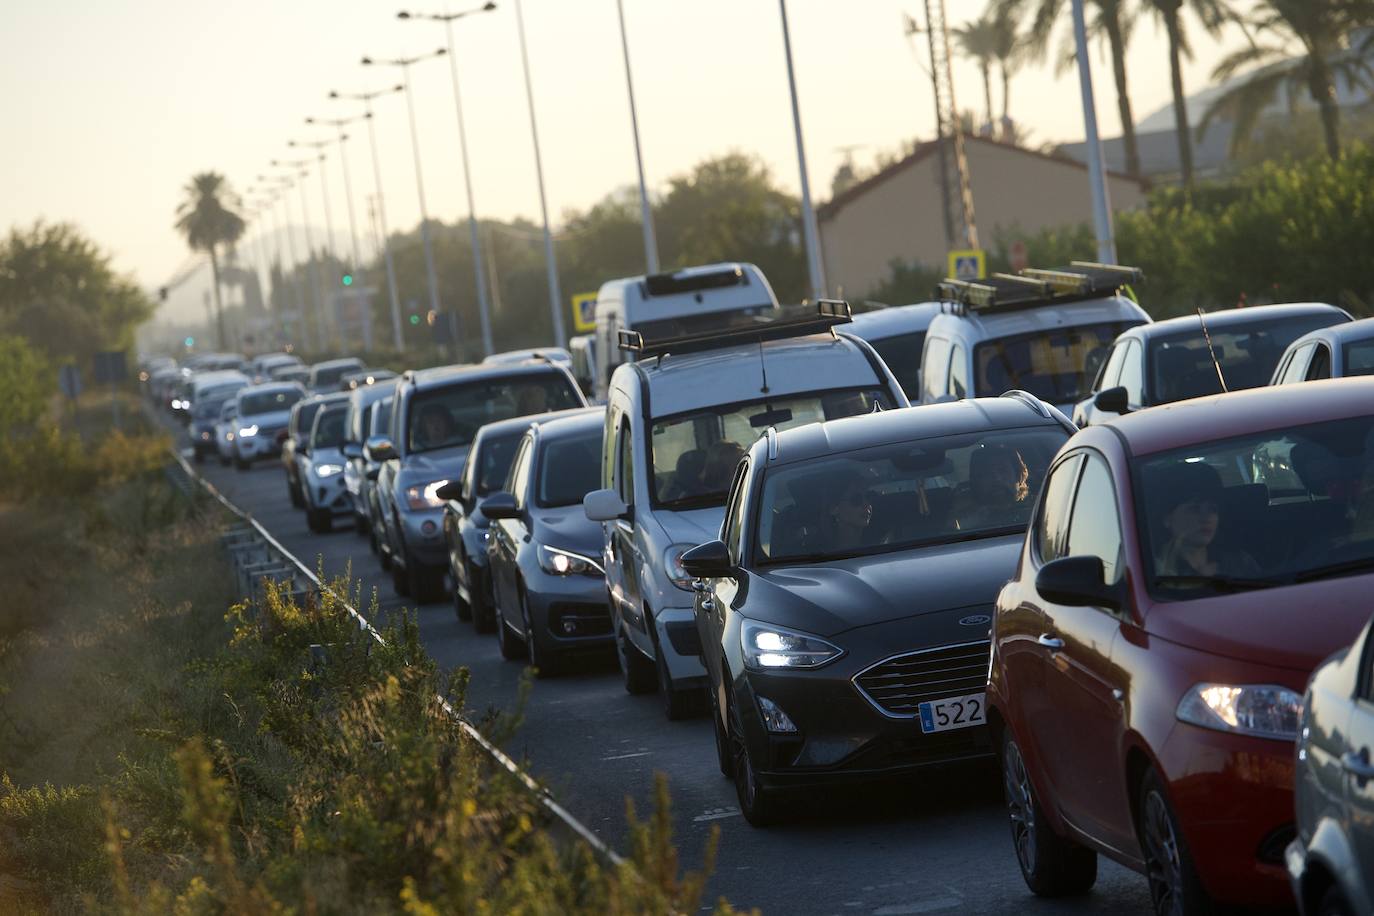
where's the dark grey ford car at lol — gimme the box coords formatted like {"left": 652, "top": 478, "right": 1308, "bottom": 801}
{"left": 683, "top": 393, "right": 1073, "bottom": 826}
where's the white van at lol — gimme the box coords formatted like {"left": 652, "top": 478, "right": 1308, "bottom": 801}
{"left": 592, "top": 262, "right": 780, "bottom": 402}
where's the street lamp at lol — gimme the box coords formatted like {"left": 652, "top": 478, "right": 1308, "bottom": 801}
{"left": 777, "top": 0, "right": 827, "bottom": 301}
{"left": 397, "top": 1, "right": 499, "bottom": 357}
{"left": 272, "top": 157, "right": 329, "bottom": 349}
{"left": 360, "top": 49, "right": 449, "bottom": 348}
{"left": 512, "top": 0, "right": 566, "bottom": 347}
{"left": 614, "top": 0, "right": 659, "bottom": 274}
{"left": 287, "top": 138, "right": 337, "bottom": 262}
{"left": 305, "top": 114, "right": 366, "bottom": 282}
{"left": 258, "top": 173, "right": 310, "bottom": 351}
{"left": 328, "top": 85, "right": 408, "bottom": 352}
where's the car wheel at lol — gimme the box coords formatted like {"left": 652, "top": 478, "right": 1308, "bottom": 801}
{"left": 521, "top": 586, "right": 559, "bottom": 677}
{"left": 306, "top": 507, "right": 331, "bottom": 534}
{"left": 1002, "top": 729, "right": 1097, "bottom": 897}
{"left": 472, "top": 575, "right": 496, "bottom": 634}
{"left": 1318, "top": 887, "right": 1354, "bottom": 916}
{"left": 496, "top": 587, "right": 527, "bottom": 661}
{"left": 391, "top": 554, "right": 410, "bottom": 597}
{"left": 709, "top": 684, "right": 731, "bottom": 777}
{"left": 405, "top": 555, "right": 439, "bottom": 604}
{"left": 728, "top": 697, "right": 778, "bottom": 827}
{"left": 451, "top": 551, "right": 473, "bottom": 622}
{"left": 655, "top": 636, "right": 694, "bottom": 721}
{"left": 289, "top": 478, "right": 304, "bottom": 509}
{"left": 615, "top": 619, "right": 656, "bottom": 695}
{"left": 1139, "top": 770, "right": 1209, "bottom": 916}
{"left": 234, "top": 455, "right": 249, "bottom": 471}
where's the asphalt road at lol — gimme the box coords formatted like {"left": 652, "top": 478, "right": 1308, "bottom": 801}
{"left": 184, "top": 443, "right": 1156, "bottom": 915}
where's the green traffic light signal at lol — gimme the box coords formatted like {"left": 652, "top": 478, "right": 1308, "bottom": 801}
{"left": 184, "top": 336, "right": 195, "bottom": 347}
{"left": 409, "top": 314, "right": 420, "bottom": 326}
{"left": 341, "top": 273, "right": 353, "bottom": 287}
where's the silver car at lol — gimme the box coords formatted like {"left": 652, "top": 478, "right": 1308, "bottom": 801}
{"left": 1289, "top": 617, "right": 1374, "bottom": 916}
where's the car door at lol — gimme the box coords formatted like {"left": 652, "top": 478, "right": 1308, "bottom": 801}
{"left": 1038, "top": 450, "right": 1134, "bottom": 851}
{"left": 609, "top": 412, "right": 649, "bottom": 645}
{"left": 490, "top": 437, "right": 533, "bottom": 622}
{"left": 1344, "top": 627, "right": 1374, "bottom": 878}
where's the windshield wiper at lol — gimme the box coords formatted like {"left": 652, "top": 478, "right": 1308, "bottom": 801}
{"left": 1154, "top": 574, "right": 1282, "bottom": 593}
{"left": 1292, "top": 555, "right": 1374, "bottom": 584}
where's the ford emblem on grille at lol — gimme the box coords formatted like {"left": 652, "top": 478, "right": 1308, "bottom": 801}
{"left": 959, "top": 614, "right": 990, "bottom": 627}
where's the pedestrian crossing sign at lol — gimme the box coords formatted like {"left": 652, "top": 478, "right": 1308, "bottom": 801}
{"left": 571, "top": 292, "right": 597, "bottom": 333}
{"left": 947, "top": 249, "right": 986, "bottom": 281}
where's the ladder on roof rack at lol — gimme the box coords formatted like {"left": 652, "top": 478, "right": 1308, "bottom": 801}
{"left": 618, "top": 299, "right": 852, "bottom": 357}
{"left": 935, "top": 262, "right": 1143, "bottom": 314}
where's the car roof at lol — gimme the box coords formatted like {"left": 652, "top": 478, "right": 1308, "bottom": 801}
{"left": 348, "top": 379, "right": 398, "bottom": 408}
{"left": 927, "top": 294, "right": 1148, "bottom": 340}
{"left": 311, "top": 357, "right": 364, "bottom": 370}
{"left": 1106, "top": 377, "right": 1374, "bottom": 456}
{"left": 192, "top": 370, "right": 250, "bottom": 388}
{"left": 632, "top": 332, "right": 884, "bottom": 417}
{"left": 529, "top": 407, "right": 604, "bottom": 442}
{"left": 1286, "top": 315, "right": 1374, "bottom": 348}
{"left": 764, "top": 396, "right": 1068, "bottom": 467}
{"left": 845, "top": 302, "right": 942, "bottom": 340}
{"left": 299, "top": 391, "right": 351, "bottom": 408}
{"left": 403, "top": 360, "right": 571, "bottom": 392}
{"left": 1119, "top": 302, "right": 1348, "bottom": 341}
{"left": 483, "top": 348, "right": 571, "bottom": 365}
{"left": 238, "top": 382, "right": 302, "bottom": 396}
{"left": 472, "top": 407, "right": 594, "bottom": 445}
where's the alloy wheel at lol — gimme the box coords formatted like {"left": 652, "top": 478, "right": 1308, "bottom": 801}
{"left": 1003, "top": 737, "right": 1037, "bottom": 878}
{"left": 729, "top": 701, "right": 756, "bottom": 811}
{"left": 1142, "top": 789, "right": 1184, "bottom": 916}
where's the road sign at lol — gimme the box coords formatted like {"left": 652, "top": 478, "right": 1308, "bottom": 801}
{"left": 59, "top": 364, "right": 82, "bottom": 400}
{"left": 93, "top": 351, "right": 127, "bottom": 384}
{"left": 947, "top": 249, "right": 986, "bottom": 281}
{"left": 571, "top": 292, "right": 597, "bottom": 334}
{"left": 1009, "top": 240, "right": 1029, "bottom": 272}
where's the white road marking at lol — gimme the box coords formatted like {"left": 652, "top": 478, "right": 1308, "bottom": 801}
{"left": 600, "top": 751, "right": 651, "bottom": 761}
{"left": 871, "top": 896, "right": 963, "bottom": 915}
{"left": 693, "top": 806, "right": 741, "bottom": 822}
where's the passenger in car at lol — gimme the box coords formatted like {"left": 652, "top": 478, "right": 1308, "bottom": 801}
{"left": 701, "top": 440, "right": 746, "bottom": 493}
{"left": 1153, "top": 462, "right": 1260, "bottom": 578}
{"left": 955, "top": 445, "right": 1032, "bottom": 531}
{"left": 415, "top": 403, "right": 456, "bottom": 450}
{"left": 662, "top": 449, "right": 706, "bottom": 501}
{"left": 806, "top": 470, "right": 876, "bottom": 554}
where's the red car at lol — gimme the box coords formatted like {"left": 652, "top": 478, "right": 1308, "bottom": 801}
{"left": 988, "top": 378, "right": 1374, "bottom": 913}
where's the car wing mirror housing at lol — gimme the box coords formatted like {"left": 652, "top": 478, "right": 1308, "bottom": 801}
{"left": 434, "top": 480, "right": 462, "bottom": 502}
{"left": 342, "top": 441, "right": 364, "bottom": 460}
{"left": 1094, "top": 386, "right": 1130, "bottom": 415}
{"left": 479, "top": 491, "right": 519, "bottom": 520}
{"left": 364, "top": 435, "right": 397, "bottom": 462}
{"left": 680, "top": 539, "right": 734, "bottom": 579}
{"left": 1035, "top": 555, "right": 1121, "bottom": 610}
{"left": 583, "top": 488, "right": 630, "bottom": 522}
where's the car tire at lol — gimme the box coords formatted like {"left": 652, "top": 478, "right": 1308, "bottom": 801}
{"left": 496, "top": 588, "right": 527, "bottom": 661}
{"left": 193, "top": 449, "right": 204, "bottom": 465}
{"left": 521, "top": 586, "right": 559, "bottom": 678}
{"left": 728, "top": 697, "right": 778, "bottom": 827}
{"left": 472, "top": 579, "right": 497, "bottom": 634}
{"left": 234, "top": 455, "right": 249, "bottom": 471}
{"left": 391, "top": 554, "right": 410, "bottom": 597}
{"left": 354, "top": 513, "right": 368, "bottom": 537}
{"left": 289, "top": 478, "right": 304, "bottom": 509}
{"left": 219, "top": 452, "right": 230, "bottom": 467}
{"left": 1138, "top": 770, "right": 1209, "bottom": 916}
{"left": 306, "top": 507, "right": 332, "bottom": 534}
{"left": 1002, "top": 729, "right": 1097, "bottom": 897}
{"left": 615, "top": 620, "right": 656, "bottom": 695}
{"left": 369, "top": 526, "right": 380, "bottom": 556}
{"left": 1318, "top": 887, "right": 1354, "bottom": 916}
{"left": 655, "top": 636, "right": 694, "bottom": 721}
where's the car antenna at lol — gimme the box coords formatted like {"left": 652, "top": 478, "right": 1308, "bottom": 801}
{"left": 757, "top": 340, "right": 771, "bottom": 394}
{"left": 1196, "top": 307, "right": 1229, "bottom": 393}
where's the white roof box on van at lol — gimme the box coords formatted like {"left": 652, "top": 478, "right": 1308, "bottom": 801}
{"left": 601, "top": 262, "right": 780, "bottom": 324}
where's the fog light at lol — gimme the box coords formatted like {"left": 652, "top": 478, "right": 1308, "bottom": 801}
{"left": 561, "top": 619, "right": 578, "bottom": 635}
{"left": 756, "top": 695, "right": 798, "bottom": 734}
{"left": 421, "top": 520, "right": 438, "bottom": 536}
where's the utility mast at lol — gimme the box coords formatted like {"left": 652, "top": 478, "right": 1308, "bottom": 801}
{"left": 907, "top": 2, "right": 978, "bottom": 250}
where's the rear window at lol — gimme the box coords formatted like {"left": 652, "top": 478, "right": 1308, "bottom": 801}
{"left": 406, "top": 374, "right": 582, "bottom": 453}
{"left": 974, "top": 321, "right": 1138, "bottom": 404}
{"left": 1149, "top": 313, "right": 1344, "bottom": 403}
{"left": 294, "top": 401, "right": 324, "bottom": 437}
{"left": 311, "top": 361, "right": 363, "bottom": 389}
{"left": 537, "top": 431, "right": 602, "bottom": 508}
{"left": 868, "top": 331, "right": 925, "bottom": 398}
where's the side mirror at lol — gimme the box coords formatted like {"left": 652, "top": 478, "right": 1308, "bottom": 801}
{"left": 680, "top": 539, "right": 734, "bottom": 579}
{"left": 366, "top": 467, "right": 381, "bottom": 481}
{"left": 365, "top": 435, "right": 397, "bottom": 462}
{"left": 1093, "top": 386, "right": 1130, "bottom": 415}
{"left": 479, "top": 491, "right": 520, "bottom": 520}
{"left": 342, "top": 441, "right": 364, "bottom": 460}
{"left": 435, "top": 480, "right": 462, "bottom": 502}
{"left": 1035, "top": 556, "right": 1121, "bottom": 610}
{"left": 583, "top": 488, "right": 630, "bottom": 522}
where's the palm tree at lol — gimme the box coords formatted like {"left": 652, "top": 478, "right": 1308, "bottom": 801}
{"left": 953, "top": 12, "right": 1002, "bottom": 133}
{"left": 1142, "top": 0, "right": 1232, "bottom": 188}
{"left": 999, "top": 0, "right": 1143, "bottom": 177}
{"left": 989, "top": 5, "right": 1027, "bottom": 140}
{"left": 1200, "top": 0, "right": 1374, "bottom": 160}
{"left": 175, "top": 172, "right": 244, "bottom": 350}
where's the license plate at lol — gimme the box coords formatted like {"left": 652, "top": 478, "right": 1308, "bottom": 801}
{"left": 918, "top": 692, "right": 987, "bottom": 734}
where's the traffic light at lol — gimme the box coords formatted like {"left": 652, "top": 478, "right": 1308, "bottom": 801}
{"left": 184, "top": 336, "right": 195, "bottom": 348}
{"left": 341, "top": 272, "right": 353, "bottom": 287}
{"left": 409, "top": 314, "right": 420, "bottom": 326}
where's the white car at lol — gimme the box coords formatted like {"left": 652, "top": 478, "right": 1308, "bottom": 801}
{"left": 213, "top": 400, "right": 240, "bottom": 466}
{"left": 299, "top": 400, "right": 353, "bottom": 533}
{"left": 845, "top": 302, "right": 941, "bottom": 400}
{"left": 231, "top": 382, "right": 306, "bottom": 470}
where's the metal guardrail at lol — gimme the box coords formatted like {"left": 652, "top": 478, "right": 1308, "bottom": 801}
{"left": 166, "top": 451, "right": 625, "bottom": 869}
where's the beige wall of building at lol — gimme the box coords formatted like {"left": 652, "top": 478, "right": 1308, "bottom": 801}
{"left": 818, "top": 135, "right": 1147, "bottom": 300}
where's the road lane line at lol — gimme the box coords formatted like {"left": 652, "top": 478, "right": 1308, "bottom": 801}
{"left": 601, "top": 751, "right": 652, "bottom": 761}
{"left": 692, "top": 807, "right": 741, "bottom": 822}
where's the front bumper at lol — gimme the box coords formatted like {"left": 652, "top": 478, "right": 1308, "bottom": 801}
{"left": 525, "top": 569, "right": 615, "bottom": 653}
{"left": 397, "top": 506, "right": 446, "bottom": 567}
{"left": 307, "top": 473, "right": 352, "bottom": 516}
{"left": 235, "top": 432, "right": 283, "bottom": 460}
{"left": 653, "top": 606, "right": 708, "bottom": 689}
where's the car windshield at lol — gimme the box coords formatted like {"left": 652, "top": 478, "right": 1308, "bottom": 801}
{"left": 311, "top": 408, "right": 347, "bottom": 450}
{"left": 537, "top": 431, "right": 602, "bottom": 508}
{"left": 974, "top": 320, "right": 1138, "bottom": 404}
{"left": 1135, "top": 414, "right": 1374, "bottom": 598}
{"left": 756, "top": 427, "right": 1067, "bottom": 564}
{"left": 651, "top": 387, "right": 893, "bottom": 509}
{"left": 241, "top": 389, "right": 302, "bottom": 416}
{"left": 407, "top": 375, "right": 581, "bottom": 453}
{"left": 273, "top": 368, "right": 309, "bottom": 383}
{"left": 312, "top": 362, "right": 361, "bottom": 388}
{"left": 867, "top": 331, "right": 925, "bottom": 398}
{"left": 476, "top": 432, "right": 524, "bottom": 497}
{"left": 1149, "top": 314, "right": 1341, "bottom": 402}
{"left": 1342, "top": 338, "right": 1374, "bottom": 377}
{"left": 294, "top": 401, "right": 324, "bottom": 437}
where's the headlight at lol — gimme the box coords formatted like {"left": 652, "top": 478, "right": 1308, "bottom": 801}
{"left": 1176, "top": 683, "right": 1303, "bottom": 741}
{"left": 406, "top": 479, "right": 449, "bottom": 510}
{"left": 238, "top": 424, "right": 259, "bottom": 438}
{"left": 315, "top": 463, "right": 344, "bottom": 478}
{"left": 741, "top": 621, "right": 843, "bottom": 670}
{"left": 664, "top": 543, "right": 698, "bottom": 591}
{"left": 538, "top": 544, "right": 603, "bottom": 576}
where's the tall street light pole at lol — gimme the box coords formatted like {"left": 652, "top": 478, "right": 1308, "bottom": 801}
{"left": 305, "top": 115, "right": 366, "bottom": 278}
{"left": 361, "top": 49, "right": 449, "bottom": 346}
{"left": 1071, "top": 0, "right": 1117, "bottom": 264}
{"left": 778, "top": 0, "right": 827, "bottom": 301}
{"left": 399, "top": 1, "right": 499, "bottom": 357}
{"left": 513, "top": 0, "right": 566, "bottom": 347}
{"left": 615, "top": 0, "right": 659, "bottom": 274}
{"left": 291, "top": 138, "right": 343, "bottom": 346}
{"left": 330, "top": 86, "right": 407, "bottom": 352}
{"left": 273, "top": 158, "right": 327, "bottom": 351}
{"left": 263, "top": 175, "right": 310, "bottom": 351}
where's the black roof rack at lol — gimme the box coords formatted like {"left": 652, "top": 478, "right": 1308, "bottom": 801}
{"left": 936, "top": 261, "right": 1143, "bottom": 314}
{"left": 618, "top": 299, "right": 852, "bottom": 357}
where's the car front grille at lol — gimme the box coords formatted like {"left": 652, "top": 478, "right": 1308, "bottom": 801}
{"left": 549, "top": 602, "right": 612, "bottom": 638}
{"left": 853, "top": 640, "right": 991, "bottom": 719}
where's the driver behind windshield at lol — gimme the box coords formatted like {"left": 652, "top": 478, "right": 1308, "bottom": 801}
{"left": 1153, "top": 462, "right": 1259, "bottom": 579}
{"left": 955, "top": 444, "right": 1031, "bottom": 531}
{"left": 415, "top": 403, "right": 456, "bottom": 450}
{"left": 801, "top": 469, "right": 879, "bottom": 555}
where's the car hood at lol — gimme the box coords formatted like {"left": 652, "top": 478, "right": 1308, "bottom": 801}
{"left": 397, "top": 445, "right": 470, "bottom": 487}
{"left": 656, "top": 505, "right": 725, "bottom": 548}
{"left": 306, "top": 446, "right": 345, "bottom": 470}
{"left": 240, "top": 408, "right": 292, "bottom": 429}
{"left": 748, "top": 534, "right": 1022, "bottom": 637}
{"left": 534, "top": 504, "right": 605, "bottom": 559}
{"left": 1143, "top": 575, "right": 1374, "bottom": 672}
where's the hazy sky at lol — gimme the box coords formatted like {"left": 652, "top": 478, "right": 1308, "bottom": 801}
{"left": 1, "top": 1, "right": 1249, "bottom": 324}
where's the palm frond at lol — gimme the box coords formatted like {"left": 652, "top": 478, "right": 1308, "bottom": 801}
{"left": 1197, "top": 59, "right": 1299, "bottom": 152}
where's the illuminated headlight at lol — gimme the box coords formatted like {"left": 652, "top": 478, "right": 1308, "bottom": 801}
{"left": 315, "top": 463, "right": 344, "bottom": 478}
{"left": 1176, "top": 683, "right": 1303, "bottom": 741}
{"left": 538, "top": 544, "right": 603, "bottom": 577}
{"left": 741, "top": 621, "right": 843, "bottom": 670}
{"left": 406, "top": 479, "right": 449, "bottom": 510}
{"left": 238, "top": 424, "right": 259, "bottom": 438}
{"left": 664, "top": 543, "right": 698, "bottom": 591}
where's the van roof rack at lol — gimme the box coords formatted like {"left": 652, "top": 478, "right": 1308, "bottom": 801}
{"left": 936, "top": 261, "right": 1142, "bottom": 315}
{"left": 618, "top": 299, "right": 852, "bottom": 357}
